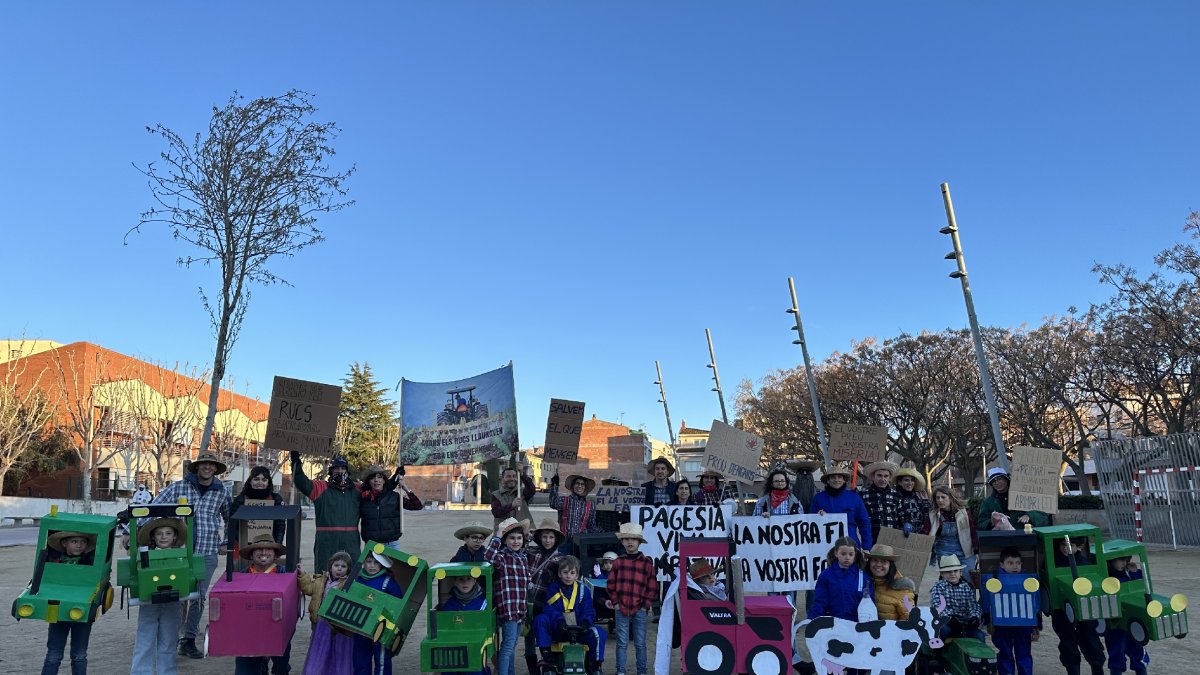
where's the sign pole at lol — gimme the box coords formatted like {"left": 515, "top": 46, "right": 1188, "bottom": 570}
{"left": 787, "top": 277, "right": 831, "bottom": 470}
{"left": 705, "top": 330, "right": 743, "bottom": 511}
{"left": 654, "top": 361, "right": 678, "bottom": 468}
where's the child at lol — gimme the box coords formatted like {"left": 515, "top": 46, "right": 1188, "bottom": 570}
{"left": 808, "top": 537, "right": 872, "bottom": 622}
{"left": 534, "top": 556, "right": 607, "bottom": 674}
{"left": 1050, "top": 538, "right": 1106, "bottom": 675}
{"left": 234, "top": 535, "right": 292, "bottom": 675}
{"left": 351, "top": 549, "right": 406, "bottom": 675}
{"left": 227, "top": 465, "right": 285, "bottom": 556}
{"left": 686, "top": 560, "right": 728, "bottom": 601}
{"left": 864, "top": 544, "right": 915, "bottom": 620}
{"left": 299, "top": 551, "right": 354, "bottom": 675}
{"left": 483, "top": 518, "right": 531, "bottom": 675}
{"left": 130, "top": 518, "right": 186, "bottom": 675}
{"left": 987, "top": 548, "right": 1036, "bottom": 675}
{"left": 450, "top": 522, "right": 491, "bottom": 563}
{"left": 40, "top": 530, "right": 97, "bottom": 675}
{"left": 436, "top": 571, "right": 491, "bottom": 675}
{"left": 524, "top": 519, "right": 566, "bottom": 675}
{"left": 592, "top": 551, "right": 618, "bottom": 627}
{"left": 606, "top": 523, "right": 657, "bottom": 675}
{"left": 929, "top": 554, "right": 985, "bottom": 641}
{"left": 1104, "top": 554, "right": 1147, "bottom": 675}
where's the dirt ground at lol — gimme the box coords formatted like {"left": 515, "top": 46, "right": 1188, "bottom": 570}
{"left": 2, "top": 508, "right": 1196, "bottom": 674}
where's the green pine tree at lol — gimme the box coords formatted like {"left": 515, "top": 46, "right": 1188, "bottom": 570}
{"left": 336, "top": 362, "right": 399, "bottom": 469}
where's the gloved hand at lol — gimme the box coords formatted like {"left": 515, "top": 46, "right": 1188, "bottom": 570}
{"left": 551, "top": 473, "right": 559, "bottom": 486}
{"left": 289, "top": 450, "right": 301, "bottom": 464}
{"left": 903, "top": 523, "right": 913, "bottom": 537}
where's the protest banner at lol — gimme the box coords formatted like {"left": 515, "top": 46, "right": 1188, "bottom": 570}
{"left": 544, "top": 398, "right": 585, "bottom": 464}
{"left": 593, "top": 486, "right": 643, "bottom": 511}
{"left": 238, "top": 497, "right": 275, "bottom": 546}
{"left": 730, "top": 513, "right": 847, "bottom": 591}
{"left": 828, "top": 422, "right": 888, "bottom": 463}
{"left": 399, "top": 364, "right": 519, "bottom": 465}
{"left": 704, "top": 420, "right": 765, "bottom": 483}
{"left": 876, "top": 527, "right": 936, "bottom": 587}
{"left": 1010, "top": 445, "right": 1061, "bottom": 514}
{"left": 635, "top": 505, "right": 734, "bottom": 581}
{"left": 263, "top": 376, "right": 342, "bottom": 455}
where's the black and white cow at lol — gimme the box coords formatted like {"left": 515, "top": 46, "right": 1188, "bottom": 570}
{"left": 803, "top": 597, "right": 947, "bottom": 675}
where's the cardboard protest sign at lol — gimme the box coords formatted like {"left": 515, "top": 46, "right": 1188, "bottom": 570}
{"left": 399, "top": 365, "right": 519, "bottom": 465}
{"left": 544, "top": 399, "right": 585, "bottom": 464}
{"left": 876, "top": 527, "right": 936, "bottom": 587}
{"left": 264, "top": 376, "right": 342, "bottom": 455}
{"left": 635, "top": 505, "right": 734, "bottom": 581}
{"left": 704, "top": 420, "right": 764, "bottom": 483}
{"left": 828, "top": 423, "right": 888, "bottom": 463}
{"left": 1010, "top": 446, "right": 1061, "bottom": 514}
{"left": 238, "top": 497, "right": 275, "bottom": 547}
{"left": 593, "top": 486, "right": 643, "bottom": 511}
{"left": 730, "top": 513, "right": 847, "bottom": 591}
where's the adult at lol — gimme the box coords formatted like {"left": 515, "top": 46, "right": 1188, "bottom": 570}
{"left": 359, "top": 464, "right": 419, "bottom": 549}
{"left": 670, "top": 478, "right": 696, "bottom": 505}
{"left": 548, "top": 473, "right": 598, "bottom": 552}
{"left": 753, "top": 469, "right": 803, "bottom": 516}
{"left": 865, "top": 544, "right": 916, "bottom": 620}
{"left": 809, "top": 463, "right": 873, "bottom": 549}
{"left": 976, "top": 467, "right": 1050, "bottom": 531}
{"left": 490, "top": 465, "right": 535, "bottom": 528}
{"left": 694, "top": 469, "right": 736, "bottom": 507}
{"left": 641, "top": 458, "right": 677, "bottom": 506}
{"left": 859, "top": 460, "right": 902, "bottom": 543}
{"left": 227, "top": 465, "right": 285, "bottom": 557}
{"left": 929, "top": 485, "right": 978, "bottom": 573}
{"left": 893, "top": 467, "right": 931, "bottom": 536}
{"left": 151, "top": 451, "right": 231, "bottom": 660}
{"left": 785, "top": 459, "right": 821, "bottom": 513}
{"left": 291, "top": 451, "right": 363, "bottom": 573}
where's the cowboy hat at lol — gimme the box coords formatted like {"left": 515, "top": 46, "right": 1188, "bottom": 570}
{"left": 601, "top": 475, "right": 630, "bottom": 486}
{"left": 188, "top": 451, "right": 228, "bottom": 475}
{"left": 688, "top": 559, "right": 718, "bottom": 581}
{"left": 937, "top": 554, "right": 966, "bottom": 572}
{"left": 454, "top": 522, "right": 492, "bottom": 540}
{"left": 47, "top": 530, "right": 96, "bottom": 554}
{"left": 861, "top": 461, "right": 899, "bottom": 479}
{"left": 986, "top": 467, "right": 1010, "bottom": 486}
{"left": 359, "top": 464, "right": 390, "bottom": 482}
{"left": 615, "top": 522, "right": 646, "bottom": 543}
{"left": 785, "top": 459, "right": 823, "bottom": 473}
{"left": 496, "top": 517, "right": 527, "bottom": 540}
{"left": 698, "top": 469, "right": 725, "bottom": 481}
{"left": 530, "top": 518, "right": 565, "bottom": 547}
{"left": 892, "top": 468, "right": 926, "bottom": 492}
{"left": 820, "top": 462, "right": 855, "bottom": 483}
{"left": 136, "top": 518, "right": 188, "bottom": 548}
{"left": 865, "top": 544, "right": 900, "bottom": 561}
{"left": 601, "top": 551, "right": 619, "bottom": 562}
{"left": 240, "top": 534, "right": 286, "bottom": 560}
{"left": 646, "top": 458, "right": 676, "bottom": 476}
{"left": 565, "top": 474, "right": 596, "bottom": 495}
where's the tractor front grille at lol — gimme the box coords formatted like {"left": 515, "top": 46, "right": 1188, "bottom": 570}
{"left": 1078, "top": 594, "right": 1119, "bottom": 621}
{"left": 1157, "top": 612, "right": 1187, "bottom": 638}
{"left": 993, "top": 592, "right": 1037, "bottom": 621}
{"left": 326, "top": 595, "right": 371, "bottom": 629}
{"left": 430, "top": 646, "right": 469, "bottom": 669}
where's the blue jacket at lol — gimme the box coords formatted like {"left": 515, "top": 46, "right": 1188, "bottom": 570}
{"left": 542, "top": 580, "right": 596, "bottom": 629}
{"left": 439, "top": 590, "right": 487, "bottom": 612}
{"left": 809, "top": 488, "right": 873, "bottom": 550}
{"left": 357, "top": 569, "right": 405, "bottom": 599}
{"left": 808, "top": 563, "right": 873, "bottom": 622}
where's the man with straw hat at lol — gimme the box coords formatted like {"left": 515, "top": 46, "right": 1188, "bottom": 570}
{"left": 549, "top": 472, "right": 598, "bottom": 554}
{"left": 810, "top": 462, "right": 873, "bottom": 549}
{"left": 858, "top": 460, "right": 901, "bottom": 544}
{"left": 892, "top": 467, "right": 930, "bottom": 537}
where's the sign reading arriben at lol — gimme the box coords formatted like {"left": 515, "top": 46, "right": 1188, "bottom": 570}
{"left": 264, "top": 376, "right": 342, "bottom": 454}
{"left": 828, "top": 423, "right": 888, "bottom": 463}
{"left": 1010, "top": 446, "right": 1061, "bottom": 514}
{"left": 545, "top": 398, "right": 585, "bottom": 464}
{"left": 704, "top": 420, "right": 764, "bottom": 483}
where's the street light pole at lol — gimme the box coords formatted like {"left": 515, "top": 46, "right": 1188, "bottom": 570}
{"left": 654, "top": 360, "right": 678, "bottom": 466}
{"left": 705, "top": 328, "right": 729, "bottom": 425}
{"left": 939, "top": 182, "right": 1009, "bottom": 473}
{"left": 787, "top": 277, "right": 832, "bottom": 470}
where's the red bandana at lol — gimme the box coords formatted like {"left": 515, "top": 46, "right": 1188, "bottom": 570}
{"left": 769, "top": 488, "right": 790, "bottom": 509}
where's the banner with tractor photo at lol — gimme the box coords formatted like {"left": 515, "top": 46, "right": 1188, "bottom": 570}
{"left": 398, "top": 364, "right": 519, "bottom": 465}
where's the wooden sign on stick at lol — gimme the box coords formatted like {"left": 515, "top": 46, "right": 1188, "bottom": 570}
{"left": 704, "top": 420, "right": 764, "bottom": 483}
{"left": 828, "top": 423, "right": 888, "bottom": 463}
{"left": 876, "top": 527, "right": 936, "bottom": 587}
{"left": 1010, "top": 446, "right": 1061, "bottom": 514}
{"left": 545, "top": 399, "right": 585, "bottom": 464}
{"left": 264, "top": 376, "right": 342, "bottom": 455}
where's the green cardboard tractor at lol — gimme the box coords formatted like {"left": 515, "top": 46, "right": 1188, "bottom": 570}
{"left": 11, "top": 507, "right": 117, "bottom": 624}
{"left": 1035, "top": 524, "right": 1122, "bottom": 625}
{"left": 318, "top": 542, "right": 429, "bottom": 654}
{"left": 420, "top": 562, "right": 496, "bottom": 672}
{"left": 1101, "top": 538, "right": 1188, "bottom": 644}
{"left": 118, "top": 502, "right": 207, "bottom": 606}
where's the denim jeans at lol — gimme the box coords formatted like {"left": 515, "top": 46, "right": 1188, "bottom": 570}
{"left": 181, "top": 553, "right": 218, "bottom": 640}
{"left": 614, "top": 609, "right": 648, "bottom": 675}
{"left": 41, "top": 621, "right": 93, "bottom": 675}
{"left": 132, "top": 602, "right": 181, "bottom": 675}
{"left": 497, "top": 619, "right": 521, "bottom": 675}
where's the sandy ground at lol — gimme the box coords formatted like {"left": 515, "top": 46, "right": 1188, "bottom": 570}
{"left": 2, "top": 508, "right": 1195, "bottom": 674}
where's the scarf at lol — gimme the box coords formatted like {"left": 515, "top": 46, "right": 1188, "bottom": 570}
{"left": 330, "top": 473, "right": 352, "bottom": 490}
{"left": 244, "top": 486, "right": 272, "bottom": 500}
{"left": 769, "top": 488, "right": 791, "bottom": 509}
{"left": 825, "top": 484, "right": 845, "bottom": 497}
{"left": 701, "top": 483, "right": 719, "bottom": 494}
{"left": 451, "top": 583, "right": 484, "bottom": 606}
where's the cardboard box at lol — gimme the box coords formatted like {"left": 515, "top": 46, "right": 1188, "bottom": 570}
{"left": 207, "top": 572, "right": 300, "bottom": 657}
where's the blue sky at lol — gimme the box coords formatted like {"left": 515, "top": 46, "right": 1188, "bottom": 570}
{"left": 3, "top": 3, "right": 1198, "bottom": 450}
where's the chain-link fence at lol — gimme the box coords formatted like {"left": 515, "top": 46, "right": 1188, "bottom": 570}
{"left": 1093, "top": 433, "right": 1200, "bottom": 547}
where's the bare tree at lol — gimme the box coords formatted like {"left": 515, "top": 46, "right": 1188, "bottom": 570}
{"left": 125, "top": 362, "right": 210, "bottom": 491}
{"left": 130, "top": 90, "right": 354, "bottom": 458}
{"left": 0, "top": 351, "right": 54, "bottom": 490}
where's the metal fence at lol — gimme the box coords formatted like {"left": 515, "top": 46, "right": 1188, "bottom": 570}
{"left": 1093, "top": 433, "right": 1200, "bottom": 548}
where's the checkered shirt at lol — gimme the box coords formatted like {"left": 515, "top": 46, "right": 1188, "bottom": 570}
{"left": 526, "top": 546, "right": 564, "bottom": 606}
{"left": 548, "top": 483, "right": 597, "bottom": 537}
{"left": 484, "top": 535, "right": 531, "bottom": 622}
{"left": 860, "top": 484, "right": 903, "bottom": 533}
{"left": 696, "top": 483, "right": 737, "bottom": 507}
{"left": 149, "top": 473, "right": 231, "bottom": 556}
{"left": 607, "top": 550, "right": 658, "bottom": 617}
{"left": 897, "top": 490, "right": 929, "bottom": 532}
{"left": 930, "top": 578, "right": 981, "bottom": 621}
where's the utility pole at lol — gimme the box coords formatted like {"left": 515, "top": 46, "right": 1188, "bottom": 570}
{"left": 787, "top": 277, "right": 832, "bottom": 470}
{"left": 654, "top": 361, "right": 678, "bottom": 465}
{"left": 705, "top": 328, "right": 729, "bottom": 425}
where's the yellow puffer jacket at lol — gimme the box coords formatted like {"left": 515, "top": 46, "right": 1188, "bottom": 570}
{"left": 298, "top": 571, "right": 341, "bottom": 625}
{"left": 872, "top": 573, "right": 917, "bottom": 620}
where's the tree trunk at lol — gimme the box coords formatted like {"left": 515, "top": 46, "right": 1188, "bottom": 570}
{"left": 80, "top": 442, "right": 94, "bottom": 513}
{"left": 198, "top": 308, "right": 232, "bottom": 456}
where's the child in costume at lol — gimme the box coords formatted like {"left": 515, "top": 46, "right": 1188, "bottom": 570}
{"left": 436, "top": 571, "right": 491, "bottom": 675}
{"left": 233, "top": 534, "right": 292, "bottom": 675}
{"left": 1104, "top": 554, "right": 1147, "bottom": 675}
{"left": 299, "top": 551, "right": 354, "bottom": 675}
{"left": 592, "top": 550, "right": 618, "bottom": 627}
{"left": 351, "top": 549, "right": 406, "bottom": 675}
{"left": 524, "top": 519, "right": 566, "bottom": 675}
{"left": 40, "top": 530, "right": 97, "bottom": 675}
{"left": 987, "top": 548, "right": 1036, "bottom": 675}
{"left": 484, "top": 518, "right": 531, "bottom": 675}
{"left": 930, "top": 554, "right": 985, "bottom": 642}
{"left": 130, "top": 518, "right": 186, "bottom": 675}
{"left": 534, "top": 556, "right": 607, "bottom": 674}
{"left": 607, "top": 523, "right": 657, "bottom": 675}
{"left": 685, "top": 560, "right": 728, "bottom": 601}
{"left": 1050, "top": 537, "right": 1106, "bottom": 675}
{"left": 450, "top": 522, "right": 491, "bottom": 563}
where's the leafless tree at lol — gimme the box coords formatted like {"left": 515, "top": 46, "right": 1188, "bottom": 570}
{"left": 0, "top": 347, "right": 54, "bottom": 490}
{"left": 125, "top": 362, "right": 210, "bottom": 491}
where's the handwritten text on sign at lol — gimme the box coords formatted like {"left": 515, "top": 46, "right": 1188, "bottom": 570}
{"left": 731, "top": 513, "right": 847, "bottom": 591}
{"left": 828, "top": 423, "right": 888, "bottom": 463}
{"left": 593, "top": 486, "right": 643, "bottom": 511}
{"left": 876, "top": 527, "right": 936, "bottom": 587}
{"left": 636, "top": 505, "right": 733, "bottom": 581}
{"left": 1010, "top": 446, "right": 1061, "bottom": 514}
{"left": 545, "top": 399, "right": 586, "bottom": 464}
{"left": 264, "top": 376, "right": 342, "bottom": 455}
{"left": 704, "top": 420, "right": 765, "bottom": 482}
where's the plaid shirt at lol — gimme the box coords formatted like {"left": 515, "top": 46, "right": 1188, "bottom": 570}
{"left": 549, "top": 483, "right": 597, "bottom": 537}
{"left": 150, "top": 473, "right": 231, "bottom": 556}
{"left": 484, "top": 535, "right": 530, "bottom": 622}
{"left": 930, "top": 578, "right": 981, "bottom": 621}
{"left": 696, "top": 483, "right": 737, "bottom": 506}
{"left": 860, "top": 484, "right": 903, "bottom": 537}
{"left": 526, "top": 545, "right": 564, "bottom": 606}
{"left": 897, "top": 490, "right": 929, "bottom": 532}
{"left": 607, "top": 550, "right": 658, "bottom": 617}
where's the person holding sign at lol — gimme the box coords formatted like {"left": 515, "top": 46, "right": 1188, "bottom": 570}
{"left": 752, "top": 469, "right": 803, "bottom": 516}
{"left": 358, "top": 464, "right": 417, "bottom": 550}
{"left": 976, "top": 468, "right": 1050, "bottom": 531}
{"left": 641, "top": 458, "right": 677, "bottom": 506}
{"left": 490, "top": 466, "right": 536, "bottom": 528}
{"left": 549, "top": 473, "right": 599, "bottom": 554}
{"left": 290, "top": 451, "right": 363, "bottom": 573}
{"left": 227, "top": 466, "right": 286, "bottom": 560}
{"left": 859, "top": 460, "right": 902, "bottom": 544}
{"left": 670, "top": 478, "right": 697, "bottom": 506}
{"left": 864, "top": 544, "right": 916, "bottom": 621}
{"left": 809, "top": 463, "right": 873, "bottom": 550}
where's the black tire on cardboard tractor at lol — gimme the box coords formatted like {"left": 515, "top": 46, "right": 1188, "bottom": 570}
{"left": 683, "top": 632, "right": 734, "bottom": 675}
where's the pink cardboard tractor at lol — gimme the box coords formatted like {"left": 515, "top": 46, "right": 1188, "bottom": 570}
{"left": 677, "top": 536, "right": 793, "bottom": 675}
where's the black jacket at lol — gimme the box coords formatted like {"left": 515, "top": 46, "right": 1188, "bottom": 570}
{"left": 227, "top": 491, "right": 286, "bottom": 548}
{"left": 642, "top": 479, "right": 677, "bottom": 506}
{"left": 450, "top": 544, "right": 486, "bottom": 563}
{"left": 360, "top": 485, "right": 421, "bottom": 543}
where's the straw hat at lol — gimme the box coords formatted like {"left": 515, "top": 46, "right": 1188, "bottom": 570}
{"left": 454, "top": 522, "right": 492, "bottom": 540}
{"left": 865, "top": 544, "right": 900, "bottom": 561}
{"left": 785, "top": 459, "right": 823, "bottom": 473}
{"left": 359, "top": 464, "right": 389, "bottom": 482}
{"left": 565, "top": 474, "right": 596, "bottom": 495}
{"left": 647, "top": 458, "right": 676, "bottom": 477}
{"left": 698, "top": 469, "right": 725, "bottom": 482}
{"left": 688, "top": 559, "right": 718, "bottom": 581}
{"left": 861, "top": 461, "right": 899, "bottom": 479}
{"left": 47, "top": 530, "right": 96, "bottom": 554}
{"left": 188, "top": 451, "right": 228, "bottom": 474}
{"left": 136, "top": 517, "right": 187, "bottom": 548}
{"left": 615, "top": 522, "right": 647, "bottom": 543}
{"left": 240, "top": 534, "right": 286, "bottom": 560}
{"left": 601, "top": 551, "right": 619, "bottom": 562}
{"left": 497, "top": 517, "right": 527, "bottom": 540}
{"left": 530, "top": 518, "right": 565, "bottom": 548}
{"left": 892, "top": 468, "right": 927, "bottom": 492}
{"left": 820, "top": 462, "right": 855, "bottom": 483}
{"left": 937, "top": 554, "right": 966, "bottom": 572}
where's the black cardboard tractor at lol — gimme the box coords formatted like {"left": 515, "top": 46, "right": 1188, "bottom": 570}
{"left": 436, "top": 386, "right": 489, "bottom": 425}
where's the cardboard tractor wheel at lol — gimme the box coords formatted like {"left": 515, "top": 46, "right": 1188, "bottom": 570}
{"left": 11, "top": 507, "right": 117, "bottom": 626}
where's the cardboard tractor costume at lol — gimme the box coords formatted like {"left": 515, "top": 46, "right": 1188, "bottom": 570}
{"left": 12, "top": 507, "right": 118, "bottom": 624}
{"left": 978, "top": 530, "right": 1041, "bottom": 628}
{"left": 117, "top": 502, "right": 206, "bottom": 606}
{"left": 318, "top": 542, "right": 430, "bottom": 655}
{"left": 1101, "top": 537, "right": 1189, "bottom": 643}
{"left": 419, "top": 562, "right": 496, "bottom": 673}
{"left": 207, "top": 504, "right": 304, "bottom": 657}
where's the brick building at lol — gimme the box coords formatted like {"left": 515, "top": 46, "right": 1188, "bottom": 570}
{"left": 571, "top": 415, "right": 652, "bottom": 484}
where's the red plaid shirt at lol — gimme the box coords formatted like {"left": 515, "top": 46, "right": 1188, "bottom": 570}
{"left": 484, "top": 535, "right": 530, "bottom": 622}
{"left": 607, "top": 550, "right": 658, "bottom": 617}
{"left": 526, "top": 545, "right": 564, "bottom": 606}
